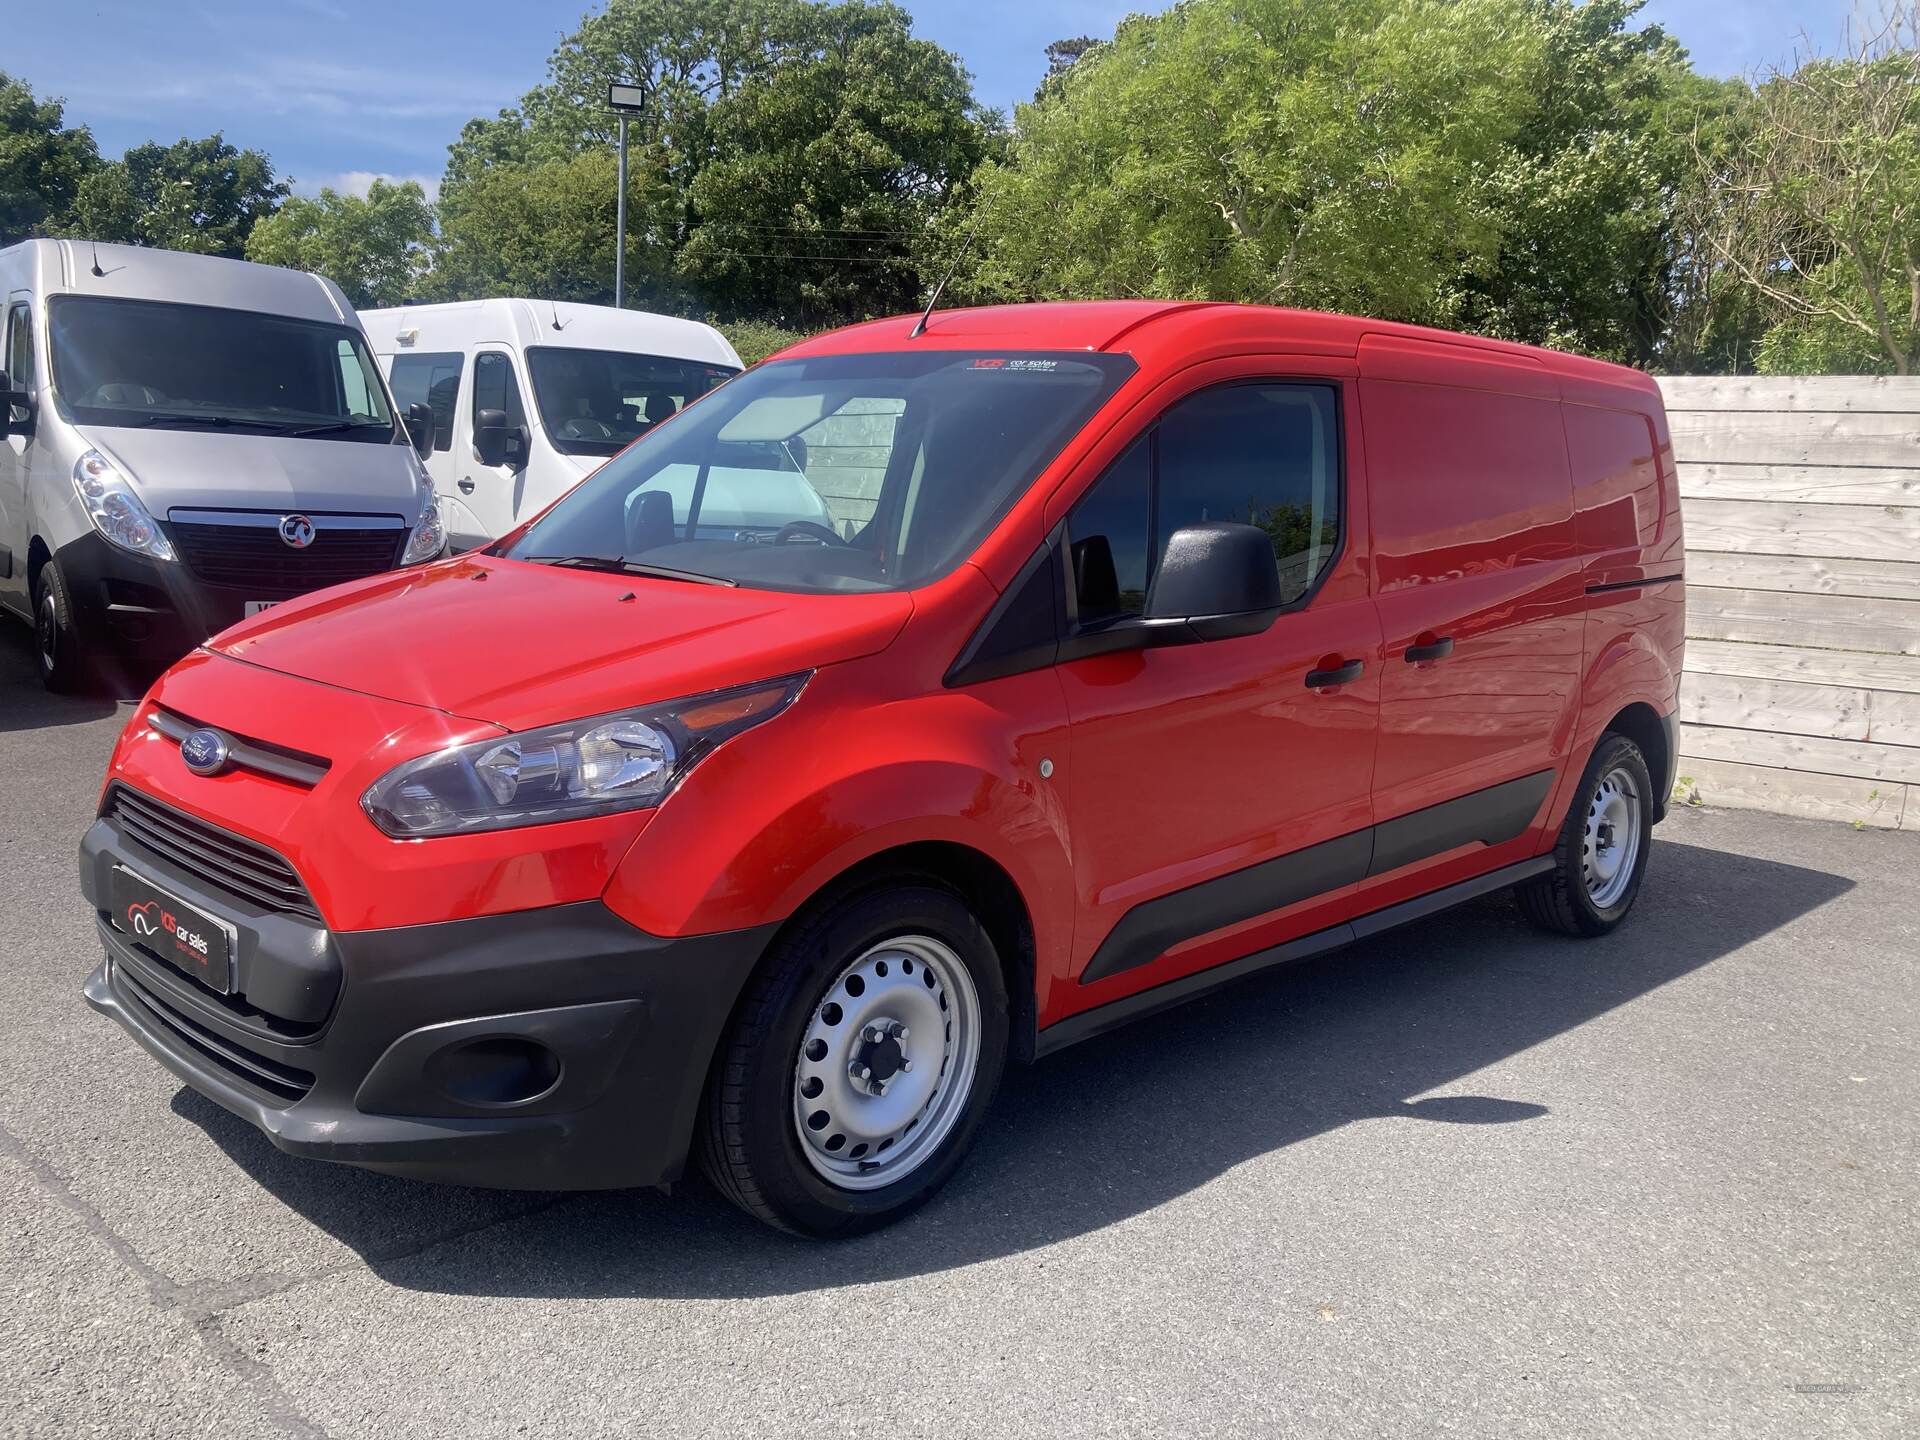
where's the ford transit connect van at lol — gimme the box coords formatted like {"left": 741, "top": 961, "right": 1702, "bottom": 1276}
{"left": 0, "top": 240, "right": 444, "bottom": 691}
{"left": 358, "top": 299, "right": 743, "bottom": 551}
{"left": 80, "top": 302, "right": 1684, "bottom": 1237}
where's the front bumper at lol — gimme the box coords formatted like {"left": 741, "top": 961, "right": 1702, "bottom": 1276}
{"left": 80, "top": 817, "right": 774, "bottom": 1190}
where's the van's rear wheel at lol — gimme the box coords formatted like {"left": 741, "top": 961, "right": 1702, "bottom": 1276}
{"left": 699, "top": 882, "right": 1008, "bottom": 1238}
{"left": 1517, "top": 733, "right": 1653, "bottom": 936}
{"left": 33, "top": 559, "right": 92, "bottom": 694}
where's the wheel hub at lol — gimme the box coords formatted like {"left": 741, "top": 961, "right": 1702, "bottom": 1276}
{"left": 1581, "top": 764, "right": 1642, "bottom": 909}
{"left": 791, "top": 934, "right": 981, "bottom": 1191}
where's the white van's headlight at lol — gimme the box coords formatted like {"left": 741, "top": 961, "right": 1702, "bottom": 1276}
{"left": 361, "top": 673, "right": 809, "bottom": 837}
{"left": 401, "top": 493, "right": 445, "bottom": 565}
{"left": 73, "top": 451, "right": 176, "bottom": 562}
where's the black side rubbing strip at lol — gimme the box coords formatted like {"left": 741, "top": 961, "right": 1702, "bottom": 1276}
{"left": 1585, "top": 573, "right": 1683, "bottom": 596}
{"left": 1367, "top": 768, "right": 1554, "bottom": 878}
{"left": 1078, "top": 768, "right": 1557, "bottom": 986}
{"left": 1038, "top": 856, "right": 1555, "bottom": 1057}
{"left": 1078, "top": 829, "right": 1373, "bottom": 986}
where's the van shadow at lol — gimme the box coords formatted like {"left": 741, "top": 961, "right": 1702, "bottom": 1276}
{"left": 174, "top": 835, "right": 1849, "bottom": 1299}
{"left": 0, "top": 623, "right": 139, "bottom": 729}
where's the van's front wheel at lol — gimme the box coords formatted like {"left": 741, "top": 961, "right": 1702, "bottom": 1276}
{"left": 699, "top": 882, "right": 1009, "bottom": 1238}
{"left": 1518, "top": 733, "right": 1653, "bottom": 936}
{"left": 33, "top": 559, "right": 92, "bottom": 694}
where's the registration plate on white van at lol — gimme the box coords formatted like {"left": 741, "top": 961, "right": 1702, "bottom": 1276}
{"left": 244, "top": 600, "right": 279, "bottom": 617}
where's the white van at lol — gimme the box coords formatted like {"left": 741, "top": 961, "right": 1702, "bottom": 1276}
{"left": 0, "top": 240, "right": 443, "bottom": 691}
{"left": 358, "top": 299, "right": 805, "bottom": 551}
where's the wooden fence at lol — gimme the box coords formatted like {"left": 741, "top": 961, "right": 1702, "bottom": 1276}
{"left": 1657, "top": 375, "right": 1920, "bottom": 830}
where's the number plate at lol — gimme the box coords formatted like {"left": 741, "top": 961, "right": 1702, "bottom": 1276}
{"left": 110, "top": 865, "right": 235, "bottom": 993}
{"left": 244, "top": 600, "right": 279, "bottom": 617}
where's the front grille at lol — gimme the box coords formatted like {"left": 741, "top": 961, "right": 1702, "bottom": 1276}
{"left": 168, "top": 519, "right": 403, "bottom": 596}
{"left": 106, "top": 785, "right": 321, "bottom": 922}
{"left": 113, "top": 958, "right": 315, "bottom": 1105}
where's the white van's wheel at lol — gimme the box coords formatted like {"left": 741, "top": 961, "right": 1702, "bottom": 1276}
{"left": 33, "top": 560, "right": 90, "bottom": 694}
{"left": 1517, "top": 734, "right": 1653, "bottom": 936}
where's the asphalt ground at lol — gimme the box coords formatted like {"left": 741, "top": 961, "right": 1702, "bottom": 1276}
{"left": 1, "top": 620, "right": 1914, "bottom": 1439}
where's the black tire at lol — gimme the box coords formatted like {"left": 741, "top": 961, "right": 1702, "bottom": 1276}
{"left": 1517, "top": 733, "right": 1654, "bottom": 937}
{"left": 699, "top": 880, "right": 1010, "bottom": 1238}
{"left": 32, "top": 558, "right": 93, "bottom": 695}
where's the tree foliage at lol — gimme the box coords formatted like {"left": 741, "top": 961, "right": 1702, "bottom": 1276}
{"left": 0, "top": 72, "right": 99, "bottom": 245}
{"left": 244, "top": 179, "right": 435, "bottom": 307}
{"left": 1693, "top": 8, "right": 1920, "bottom": 374}
{"left": 70, "top": 134, "right": 286, "bottom": 256}
{"left": 433, "top": 0, "right": 985, "bottom": 326}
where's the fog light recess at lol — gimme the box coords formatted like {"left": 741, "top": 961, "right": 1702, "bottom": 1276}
{"left": 426, "top": 1036, "right": 562, "bottom": 1107}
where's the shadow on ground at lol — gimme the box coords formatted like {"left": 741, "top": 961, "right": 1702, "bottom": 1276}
{"left": 174, "top": 831, "right": 1851, "bottom": 1299}
{"left": 0, "top": 622, "right": 146, "bottom": 730}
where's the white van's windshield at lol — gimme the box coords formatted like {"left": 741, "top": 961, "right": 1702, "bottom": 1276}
{"left": 502, "top": 351, "right": 1134, "bottom": 593}
{"left": 48, "top": 296, "right": 395, "bottom": 442}
{"left": 525, "top": 346, "right": 738, "bottom": 458}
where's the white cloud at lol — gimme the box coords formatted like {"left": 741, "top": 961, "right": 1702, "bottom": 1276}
{"left": 293, "top": 171, "right": 441, "bottom": 204}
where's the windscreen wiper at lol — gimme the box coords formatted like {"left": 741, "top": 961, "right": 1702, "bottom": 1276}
{"left": 284, "top": 420, "right": 374, "bottom": 438}
{"left": 524, "top": 555, "right": 739, "bottom": 587}
{"left": 126, "top": 413, "right": 254, "bottom": 429}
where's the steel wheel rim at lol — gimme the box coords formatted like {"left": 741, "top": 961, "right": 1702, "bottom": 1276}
{"left": 1582, "top": 764, "right": 1642, "bottom": 909}
{"left": 36, "top": 588, "right": 58, "bottom": 676}
{"left": 791, "top": 934, "right": 981, "bottom": 1191}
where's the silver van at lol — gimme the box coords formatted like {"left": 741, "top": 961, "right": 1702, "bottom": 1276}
{"left": 0, "top": 240, "right": 444, "bottom": 691}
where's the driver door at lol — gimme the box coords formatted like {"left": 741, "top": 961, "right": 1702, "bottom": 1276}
{"left": 453, "top": 347, "right": 528, "bottom": 545}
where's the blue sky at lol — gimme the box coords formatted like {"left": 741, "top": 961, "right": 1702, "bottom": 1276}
{"left": 10, "top": 0, "right": 1858, "bottom": 202}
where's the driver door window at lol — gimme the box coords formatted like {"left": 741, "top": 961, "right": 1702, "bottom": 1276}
{"left": 472, "top": 350, "right": 526, "bottom": 460}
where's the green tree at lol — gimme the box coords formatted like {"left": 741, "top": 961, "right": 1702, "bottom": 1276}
{"left": 1695, "top": 8, "right": 1920, "bottom": 375}
{"left": 70, "top": 134, "right": 286, "bottom": 256}
{"left": 435, "top": 0, "right": 984, "bottom": 324}
{"left": 243, "top": 179, "right": 435, "bottom": 307}
{"left": 1451, "top": 0, "right": 1741, "bottom": 366}
{"left": 957, "top": 0, "right": 1545, "bottom": 324}
{"left": 0, "top": 72, "right": 101, "bottom": 244}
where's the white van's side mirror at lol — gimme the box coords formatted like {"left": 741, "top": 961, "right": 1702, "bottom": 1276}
{"left": 0, "top": 369, "right": 32, "bottom": 441}
{"left": 404, "top": 402, "right": 435, "bottom": 458}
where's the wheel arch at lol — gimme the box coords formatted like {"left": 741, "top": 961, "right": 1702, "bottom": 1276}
{"left": 1602, "top": 700, "right": 1674, "bottom": 823}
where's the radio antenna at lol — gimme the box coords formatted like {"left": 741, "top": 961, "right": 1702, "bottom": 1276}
{"left": 909, "top": 221, "right": 978, "bottom": 339}
{"left": 90, "top": 240, "right": 105, "bottom": 278}
{"left": 550, "top": 298, "right": 564, "bottom": 331}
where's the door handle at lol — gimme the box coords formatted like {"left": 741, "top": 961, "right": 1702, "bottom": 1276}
{"left": 1305, "top": 658, "right": 1365, "bottom": 689}
{"left": 457, "top": 478, "right": 475, "bottom": 494}
{"left": 1403, "top": 635, "right": 1455, "bottom": 663}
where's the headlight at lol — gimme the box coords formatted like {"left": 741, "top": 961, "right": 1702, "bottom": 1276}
{"left": 73, "top": 451, "right": 176, "bottom": 561}
{"left": 361, "top": 672, "right": 809, "bottom": 837}
{"left": 401, "top": 492, "right": 445, "bottom": 565}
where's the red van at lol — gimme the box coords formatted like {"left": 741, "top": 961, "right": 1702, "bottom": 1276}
{"left": 80, "top": 302, "right": 1684, "bottom": 1236}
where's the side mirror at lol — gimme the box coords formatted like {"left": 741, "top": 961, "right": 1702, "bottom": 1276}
{"left": 0, "top": 369, "right": 28, "bottom": 441}
{"left": 1144, "top": 523, "right": 1283, "bottom": 638}
{"left": 473, "top": 408, "right": 509, "bottom": 467}
{"left": 405, "top": 402, "right": 435, "bottom": 457}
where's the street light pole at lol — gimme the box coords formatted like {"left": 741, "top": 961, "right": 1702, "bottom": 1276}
{"left": 615, "top": 114, "right": 628, "bottom": 309}
{"left": 607, "top": 81, "right": 647, "bottom": 310}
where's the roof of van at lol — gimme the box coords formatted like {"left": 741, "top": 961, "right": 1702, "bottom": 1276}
{"left": 781, "top": 300, "right": 1661, "bottom": 401}
{"left": 0, "top": 238, "right": 355, "bottom": 324}
{"left": 357, "top": 299, "right": 742, "bottom": 370}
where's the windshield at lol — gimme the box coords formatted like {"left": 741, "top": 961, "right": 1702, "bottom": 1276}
{"left": 48, "top": 295, "right": 395, "bottom": 441}
{"left": 502, "top": 350, "right": 1134, "bottom": 593}
{"left": 526, "top": 346, "right": 738, "bottom": 457}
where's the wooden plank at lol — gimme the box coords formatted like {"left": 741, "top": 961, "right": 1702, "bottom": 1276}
{"left": 1669, "top": 756, "right": 1910, "bottom": 829}
{"left": 1679, "top": 721, "right": 1920, "bottom": 784}
{"left": 1685, "top": 588, "right": 1920, "bottom": 655}
{"left": 1676, "top": 462, "right": 1920, "bottom": 505}
{"left": 1667, "top": 410, "right": 1920, "bottom": 468}
{"left": 1683, "top": 550, "right": 1920, "bottom": 601}
{"left": 1684, "top": 639, "right": 1920, "bottom": 695}
{"left": 1658, "top": 375, "right": 1920, "bottom": 413}
{"left": 1683, "top": 498, "right": 1920, "bottom": 562}
{"left": 1679, "top": 672, "right": 1870, "bottom": 741}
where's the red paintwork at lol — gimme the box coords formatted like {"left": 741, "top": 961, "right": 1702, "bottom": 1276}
{"left": 106, "top": 301, "right": 1684, "bottom": 1040}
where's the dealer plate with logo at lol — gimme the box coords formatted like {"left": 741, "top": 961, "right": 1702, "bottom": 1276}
{"left": 111, "top": 865, "right": 235, "bottom": 994}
